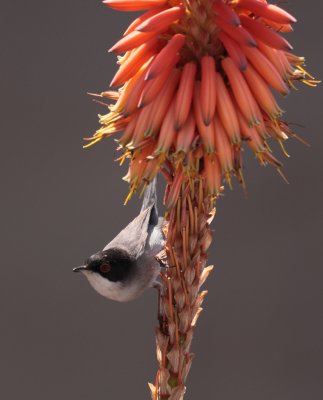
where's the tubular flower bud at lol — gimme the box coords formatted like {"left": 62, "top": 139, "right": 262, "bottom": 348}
{"left": 104, "top": 0, "right": 168, "bottom": 12}
{"left": 145, "top": 33, "right": 186, "bottom": 80}
{"left": 213, "top": 0, "right": 240, "bottom": 26}
{"left": 219, "top": 32, "right": 247, "bottom": 71}
{"left": 216, "top": 73, "right": 241, "bottom": 144}
{"left": 136, "top": 6, "right": 185, "bottom": 32}
{"left": 175, "top": 113, "right": 196, "bottom": 154}
{"left": 240, "top": 15, "right": 293, "bottom": 51}
{"left": 137, "top": 61, "right": 176, "bottom": 108}
{"left": 123, "top": 8, "right": 167, "bottom": 36}
{"left": 174, "top": 62, "right": 197, "bottom": 130}
{"left": 110, "top": 38, "right": 159, "bottom": 86}
{"left": 86, "top": 0, "right": 318, "bottom": 198}
{"left": 237, "top": 0, "right": 297, "bottom": 24}
{"left": 200, "top": 56, "right": 217, "bottom": 126}
{"left": 214, "top": 116, "right": 234, "bottom": 174}
{"left": 215, "top": 15, "right": 257, "bottom": 47}
{"left": 204, "top": 153, "right": 221, "bottom": 196}
{"left": 243, "top": 64, "right": 283, "bottom": 120}
{"left": 222, "top": 57, "right": 260, "bottom": 126}
{"left": 194, "top": 82, "right": 216, "bottom": 153}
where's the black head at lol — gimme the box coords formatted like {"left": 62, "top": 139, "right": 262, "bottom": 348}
{"left": 84, "top": 248, "right": 135, "bottom": 283}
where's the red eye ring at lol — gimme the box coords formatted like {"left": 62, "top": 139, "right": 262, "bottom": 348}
{"left": 100, "top": 263, "right": 111, "bottom": 274}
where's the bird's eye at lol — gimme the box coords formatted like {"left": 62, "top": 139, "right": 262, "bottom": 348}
{"left": 100, "top": 263, "right": 111, "bottom": 274}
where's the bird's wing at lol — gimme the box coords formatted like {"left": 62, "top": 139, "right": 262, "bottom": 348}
{"left": 103, "top": 206, "right": 154, "bottom": 259}
{"left": 141, "top": 178, "right": 158, "bottom": 226}
{"left": 103, "top": 179, "right": 159, "bottom": 258}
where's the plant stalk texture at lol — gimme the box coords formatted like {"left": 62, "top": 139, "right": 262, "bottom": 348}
{"left": 149, "top": 177, "right": 215, "bottom": 400}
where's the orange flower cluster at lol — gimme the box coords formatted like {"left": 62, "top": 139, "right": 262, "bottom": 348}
{"left": 86, "top": 0, "right": 318, "bottom": 206}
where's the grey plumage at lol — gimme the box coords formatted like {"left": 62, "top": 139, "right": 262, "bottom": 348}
{"left": 140, "top": 178, "right": 158, "bottom": 225}
{"left": 104, "top": 179, "right": 159, "bottom": 259}
{"left": 74, "top": 179, "right": 164, "bottom": 302}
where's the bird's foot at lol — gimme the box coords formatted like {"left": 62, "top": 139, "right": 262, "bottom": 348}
{"left": 155, "top": 249, "right": 168, "bottom": 268}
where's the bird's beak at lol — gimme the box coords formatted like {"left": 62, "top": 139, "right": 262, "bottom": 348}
{"left": 73, "top": 265, "right": 88, "bottom": 273}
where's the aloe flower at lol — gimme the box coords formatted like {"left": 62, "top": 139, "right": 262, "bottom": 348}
{"left": 85, "top": 0, "right": 318, "bottom": 398}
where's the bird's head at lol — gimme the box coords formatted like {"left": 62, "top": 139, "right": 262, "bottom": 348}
{"left": 73, "top": 248, "right": 137, "bottom": 301}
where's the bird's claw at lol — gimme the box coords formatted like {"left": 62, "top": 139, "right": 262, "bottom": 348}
{"left": 155, "top": 249, "right": 168, "bottom": 268}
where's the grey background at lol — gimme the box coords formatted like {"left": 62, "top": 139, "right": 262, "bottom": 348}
{"left": 1, "top": 1, "right": 322, "bottom": 399}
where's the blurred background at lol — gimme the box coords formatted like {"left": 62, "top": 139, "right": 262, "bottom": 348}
{"left": 1, "top": 1, "right": 322, "bottom": 399}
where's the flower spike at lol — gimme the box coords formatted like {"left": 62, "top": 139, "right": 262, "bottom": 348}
{"left": 89, "top": 0, "right": 318, "bottom": 201}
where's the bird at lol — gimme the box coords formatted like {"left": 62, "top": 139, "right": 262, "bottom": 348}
{"left": 73, "top": 179, "right": 165, "bottom": 302}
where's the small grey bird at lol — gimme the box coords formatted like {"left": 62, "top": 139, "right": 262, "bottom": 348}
{"left": 73, "top": 179, "right": 164, "bottom": 302}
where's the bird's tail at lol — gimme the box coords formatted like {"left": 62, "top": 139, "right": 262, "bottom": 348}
{"left": 141, "top": 178, "right": 158, "bottom": 225}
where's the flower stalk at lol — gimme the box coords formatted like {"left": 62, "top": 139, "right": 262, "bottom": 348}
{"left": 85, "top": 0, "right": 319, "bottom": 398}
{"left": 150, "top": 177, "right": 215, "bottom": 399}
